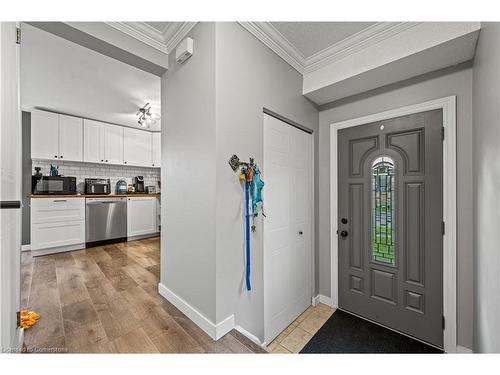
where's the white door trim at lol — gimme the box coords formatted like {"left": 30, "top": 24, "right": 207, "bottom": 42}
{"left": 329, "top": 96, "right": 457, "bottom": 353}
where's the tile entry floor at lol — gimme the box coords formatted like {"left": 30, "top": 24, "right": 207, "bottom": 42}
{"left": 266, "top": 303, "right": 336, "bottom": 353}
{"left": 21, "top": 238, "right": 265, "bottom": 354}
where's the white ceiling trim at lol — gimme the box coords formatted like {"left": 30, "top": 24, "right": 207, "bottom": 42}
{"left": 106, "top": 22, "right": 198, "bottom": 55}
{"left": 163, "top": 22, "right": 198, "bottom": 53}
{"left": 238, "top": 22, "right": 424, "bottom": 75}
{"left": 304, "top": 22, "right": 422, "bottom": 74}
{"left": 238, "top": 22, "right": 305, "bottom": 74}
{"left": 106, "top": 22, "right": 168, "bottom": 53}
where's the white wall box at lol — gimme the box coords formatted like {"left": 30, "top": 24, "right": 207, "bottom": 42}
{"left": 152, "top": 132, "right": 161, "bottom": 167}
{"left": 30, "top": 197, "right": 85, "bottom": 255}
{"left": 124, "top": 127, "right": 152, "bottom": 167}
{"left": 127, "top": 196, "right": 159, "bottom": 239}
{"left": 31, "top": 109, "right": 83, "bottom": 162}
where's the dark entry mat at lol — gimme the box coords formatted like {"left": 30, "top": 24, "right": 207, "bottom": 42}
{"left": 300, "top": 309, "right": 443, "bottom": 353}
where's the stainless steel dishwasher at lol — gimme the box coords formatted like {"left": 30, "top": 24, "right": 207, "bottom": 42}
{"left": 85, "top": 197, "right": 127, "bottom": 247}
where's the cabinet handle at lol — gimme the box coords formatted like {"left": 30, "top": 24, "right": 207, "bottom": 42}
{"left": 106, "top": 160, "right": 108, "bottom": 162}
{"left": 54, "top": 155, "right": 58, "bottom": 158}
{"left": 124, "top": 161, "right": 127, "bottom": 164}
{"left": 60, "top": 155, "right": 63, "bottom": 159}
{"left": 53, "top": 199, "right": 67, "bottom": 202}
{"left": 101, "top": 159, "right": 104, "bottom": 162}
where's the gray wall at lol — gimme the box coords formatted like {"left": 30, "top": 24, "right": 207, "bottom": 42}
{"left": 472, "top": 23, "right": 500, "bottom": 353}
{"left": 161, "top": 22, "right": 217, "bottom": 322}
{"left": 214, "top": 23, "right": 319, "bottom": 339}
{"left": 317, "top": 64, "right": 474, "bottom": 349}
{"left": 160, "top": 22, "right": 318, "bottom": 340}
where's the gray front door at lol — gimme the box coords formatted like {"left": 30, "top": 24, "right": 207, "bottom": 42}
{"left": 338, "top": 109, "right": 443, "bottom": 348}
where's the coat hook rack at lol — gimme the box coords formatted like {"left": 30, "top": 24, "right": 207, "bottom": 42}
{"left": 228, "top": 154, "right": 254, "bottom": 172}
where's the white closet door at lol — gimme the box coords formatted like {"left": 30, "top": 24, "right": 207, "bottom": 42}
{"left": 31, "top": 110, "right": 59, "bottom": 160}
{"left": 263, "top": 114, "right": 313, "bottom": 344}
{"left": 83, "top": 119, "right": 104, "bottom": 163}
{"left": 104, "top": 124, "right": 123, "bottom": 164}
{"left": 59, "top": 114, "right": 83, "bottom": 162}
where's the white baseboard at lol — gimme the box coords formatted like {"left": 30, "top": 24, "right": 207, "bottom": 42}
{"left": 127, "top": 233, "right": 160, "bottom": 242}
{"left": 234, "top": 325, "right": 266, "bottom": 348}
{"left": 313, "top": 294, "right": 333, "bottom": 307}
{"left": 21, "top": 244, "right": 31, "bottom": 252}
{"left": 456, "top": 345, "right": 473, "bottom": 354}
{"left": 158, "top": 283, "right": 234, "bottom": 340}
{"left": 31, "top": 243, "right": 85, "bottom": 257}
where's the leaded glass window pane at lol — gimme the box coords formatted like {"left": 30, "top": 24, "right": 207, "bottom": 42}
{"left": 372, "top": 156, "right": 395, "bottom": 265}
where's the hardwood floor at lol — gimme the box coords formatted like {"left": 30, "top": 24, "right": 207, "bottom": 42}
{"left": 21, "top": 238, "right": 266, "bottom": 354}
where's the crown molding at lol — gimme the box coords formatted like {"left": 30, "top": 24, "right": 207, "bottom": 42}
{"left": 304, "top": 22, "right": 422, "bottom": 74}
{"left": 238, "top": 22, "right": 305, "bottom": 74}
{"left": 105, "top": 22, "right": 198, "bottom": 55}
{"left": 105, "top": 22, "right": 168, "bottom": 53}
{"left": 238, "top": 22, "right": 423, "bottom": 76}
{"left": 162, "top": 22, "right": 198, "bottom": 53}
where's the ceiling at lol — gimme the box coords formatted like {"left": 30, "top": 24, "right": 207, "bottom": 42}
{"left": 270, "top": 22, "right": 376, "bottom": 58}
{"left": 21, "top": 23, "right": 161, "bottom": 131}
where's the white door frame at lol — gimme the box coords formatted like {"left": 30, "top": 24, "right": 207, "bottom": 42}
{"left": 329, "top": 96, "right": 457, "bottom": 353}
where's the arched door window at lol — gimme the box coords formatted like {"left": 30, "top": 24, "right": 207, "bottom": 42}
{"left": 372, "top": 156, "right": 396, "bottom": 265}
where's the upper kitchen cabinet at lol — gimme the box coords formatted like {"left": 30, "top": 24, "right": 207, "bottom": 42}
{"left": 83, "top": 119, "right": 104, "bottom": 163}
{"left": 123, "top": 127, "right": 152, "bottom": 167}
{"left": 31, "top": 110, "right": 59, "bottom": 160}
{"left": 152, "top": 132, "right": 161, "bottom": 168}
{"left": 31, "top": 110, "right": 83, "bottom": 162}
{"left": 59, "top": 114, "right": 83, "bottom": 162}
{"left": 103, "top": 124, "right": 124, "bottom": 165}
{"left": 84, "top": 119, "right": 124, "bottom": 165}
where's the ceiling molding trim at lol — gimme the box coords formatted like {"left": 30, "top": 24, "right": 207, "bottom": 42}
{"left": 304, "top": 22, "right": 423, "bottom": 74}
{"left": 105, "top": 22, "right": 168, "bottom": 53}
{"left": 238, "top": 22, "right": 305, "bottom": 74}
{"left": 163, "top": 22, "right": 198, "bottom": 53}
{"left": 238, "top": 22, "right": 424, "bottom": 76}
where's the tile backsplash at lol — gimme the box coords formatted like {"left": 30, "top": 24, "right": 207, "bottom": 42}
{"left": 32, "top": 159, "right": 161, "bottom": 194}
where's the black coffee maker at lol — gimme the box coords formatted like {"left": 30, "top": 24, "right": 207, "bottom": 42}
{"left": 134, "top": 176, "right": 145, "bottom": 193}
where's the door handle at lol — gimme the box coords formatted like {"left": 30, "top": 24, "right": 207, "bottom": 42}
{"left": 340, "top": 230, "right": 348, "bottom": 239}
{"left": 298, "top": 230, "right": 303, "bottom": 235}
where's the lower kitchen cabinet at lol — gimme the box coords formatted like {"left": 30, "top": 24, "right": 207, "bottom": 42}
{"left": 31, "top": 198, "right": 86, "bottom": 255}
{"left": 127, "top": 196, "right": 159, "bottom": 239}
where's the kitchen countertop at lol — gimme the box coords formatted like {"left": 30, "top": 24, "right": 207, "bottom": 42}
{"left": 31, "top": 193, "right": 161, "bottom": 198}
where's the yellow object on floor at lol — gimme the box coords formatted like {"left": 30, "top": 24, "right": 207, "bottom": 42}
{"left": 20, "top": 310, "right": 40, "bottom": 329}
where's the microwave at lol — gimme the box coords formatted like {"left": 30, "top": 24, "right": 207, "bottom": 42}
{"left": 85, "top": 178, "right": 111, "bottom": 195}
{"left": 32, "top": 176, "right": 77, "bottom": 195}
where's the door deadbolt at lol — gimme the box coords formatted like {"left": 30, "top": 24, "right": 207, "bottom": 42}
{"left": 341, "top": 218, "right": 348, "bottom": 224}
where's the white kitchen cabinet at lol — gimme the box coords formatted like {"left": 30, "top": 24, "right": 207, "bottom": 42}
{"left": 31, "top": 110, "right": 59, "bottom": 160}
{"left": 30, "top": 197, "right": 85, "bottom": 255}
{"left": 152, "top": 132, "right": 161, "bottom": 168}
{"left": 59, "top": 114, "right": 83, "bottom": 162}
{"left": 123, "top": 127, "right": 152, "bottom": 167}
{"left": 84, "top": 120, "right": 124, "bottom": 165}
{"left": 31, "top": 110, "right": 83, "bottom": 162}
{"left": 103, "top": 124, "right": 124, "bottom": 164}
{"left": 83, "top": 119, "right": 104, "bottom": 163}
{"left": 127, "top": 197, "right": 158, "bottom": 238}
